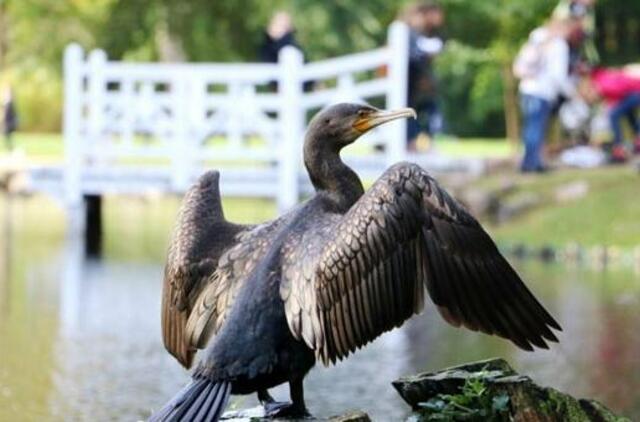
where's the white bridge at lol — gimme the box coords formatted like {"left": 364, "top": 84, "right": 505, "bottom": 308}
{"left": 26, "top": 22, "right": 411, "bottom": 213}
{"left": 24, "top": 20, "right": 480, "bottom": 235}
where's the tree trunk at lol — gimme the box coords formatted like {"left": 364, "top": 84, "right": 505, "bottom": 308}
{"left": 155, "top": 9, "right": 186, "bottom": 63}
{"left": 501, "top": 63, "right": 520, "bottom": 151}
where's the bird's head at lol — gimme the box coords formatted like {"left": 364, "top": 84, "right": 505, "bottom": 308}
{"left": 305, "top": 103, "right": 416, "bottom": 148}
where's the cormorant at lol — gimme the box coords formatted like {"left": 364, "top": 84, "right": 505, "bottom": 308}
{"left": 152, "top": 103, "right": 561, "bottom": 421}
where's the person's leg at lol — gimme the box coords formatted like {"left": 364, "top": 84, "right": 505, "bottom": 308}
{"left": 415, "top": 99, "right": 431, "bottom": 136}
{"left": 610, "top": 93, "right": 640, "bottom": 145}
{"left": 531, "top": 98, "right": 552, "bottom": 170}
{"left": 425, "top": 99, "right": 444, "bottom": 136}
{"left": 520, "top": 95, "right": 536, "bottom": 171}
{"left": 520, "top": 94, "right": 551, "bottom": 172}
{"left": 627, "top": 95, "right": 640, "bottom": 153}
{"left": 406, "top": 94, "right": 420, "bottom": 148}
{"left": 407, "top": 98, "right": 431, "bottom": 151}
{"left": 406, "top": 117, "right": 420, "bottom": 149}
{"left": 623, "top": 93, "right": 640, "bottom": 137}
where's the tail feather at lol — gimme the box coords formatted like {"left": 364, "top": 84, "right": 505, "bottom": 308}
{"left": 150, "top": 379, "right": 231, "bottom": 422}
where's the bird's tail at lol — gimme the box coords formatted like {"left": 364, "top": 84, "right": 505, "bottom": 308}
{"left": 149, "top": 379, "right": 231, "bottom": 422}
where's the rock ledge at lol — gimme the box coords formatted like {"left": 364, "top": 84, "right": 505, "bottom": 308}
{"left": 392, "top": 358, "right": 629, "bottom": 422}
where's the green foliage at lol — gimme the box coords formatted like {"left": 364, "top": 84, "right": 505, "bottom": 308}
{"left": 417, "top": 376, "right": 511, "bottom": 421}
{"left": 1, "top": 0, "right": 638, "bottom": 132}
{"left": 1, "top": 0, "right": 112, "bottom": 131}
{"left": 595, "top": 0, "right": 640, "bottom": 65}
{"left": 290, "top": 1, "right": 397, "bottom": 60}
{"left": 1, "top": 66, "right": 62, "bottom": 132}
{"left": 435, "top": 41, "right": 505, "bottom": 137}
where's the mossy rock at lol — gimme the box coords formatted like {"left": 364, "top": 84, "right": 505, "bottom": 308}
{"left": 221, "top": 406, "right": 370, "bottom": 421}
{"left": 393, "top": 358, "right": 629, "bottom": 422}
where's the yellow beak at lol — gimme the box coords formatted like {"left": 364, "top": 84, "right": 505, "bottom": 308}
{"left": 353, "top": 108, "right": 417, "bottom": 133}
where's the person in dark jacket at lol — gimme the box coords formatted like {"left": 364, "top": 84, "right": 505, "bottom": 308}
{"left": 2, "top": 87, "right": 17, "bottom": 152}
{"left": 259, "top": 11, "right": 312, "bottom": 92}
{"left": 402, "top": 2, "right": 446, "bottom": 151}
{"left": 259, "top": 12, "right": 299, "bottom": 63}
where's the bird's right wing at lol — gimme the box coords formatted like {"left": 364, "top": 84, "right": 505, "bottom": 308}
{"left": 162, "top": 171, "right": 247, "bottom": 368}
{"left": 282, "top": 162, "right": 561, "bottom": 366}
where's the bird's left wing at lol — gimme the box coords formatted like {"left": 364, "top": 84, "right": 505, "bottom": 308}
{"left": 184, "top": 217, "right": 287, "bottom": 350}
{"left": 162, "top": 171, "right": 248, "bottom": 368}
{"left": 281, "top": 162, "right": 561, "bottom": 365}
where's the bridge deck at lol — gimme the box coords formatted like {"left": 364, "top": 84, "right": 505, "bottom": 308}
{"left": 2, "top": 152, "right": 484, "bottom": 203}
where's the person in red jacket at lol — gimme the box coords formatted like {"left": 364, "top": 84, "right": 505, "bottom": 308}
{"left": 588, "top": 66, "right": 640, "bottom": 161}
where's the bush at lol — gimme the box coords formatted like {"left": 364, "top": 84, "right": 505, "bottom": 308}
{"left": 435, "top": 41, "right": 506, "bottom": 138}
{"left": 1, "top": 66, "right": 62, "bottom": 133}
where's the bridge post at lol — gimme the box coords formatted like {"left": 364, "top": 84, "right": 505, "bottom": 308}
{"left": 88, "top": 49, "right": 107, "bottom": 161}
{"left": 84, "top": 194, "right": 102, "bottom": 256}
{"left": 386, "top": 21, "right": 410, "bottom": 166}
{"left": 63, "top": 44, "right": 84, "bottom": 211}
{"left": 278, "top": 47, "right": 304, "bottom": 212}
{"left": 171, "top": 73, "right": 191, "bottom": 191}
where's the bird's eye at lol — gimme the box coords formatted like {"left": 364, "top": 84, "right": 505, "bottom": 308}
{"left": 357, "top": 110, "right": 368, "bottom": 116}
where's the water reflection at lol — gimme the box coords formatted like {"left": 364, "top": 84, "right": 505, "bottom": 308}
{"left": 1, "top": 194, "right": 12, "bottom": 316}
{"left": 0, "top": 195, "right": 638, "bottom": 421}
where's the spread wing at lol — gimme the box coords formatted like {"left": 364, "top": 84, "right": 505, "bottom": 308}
{"left": 162, "top": 171, "right": 247, "bottom": 368}
{"left": 184, "top": 218, "right": 286, "bottom": 350}
{"left": 282, "top": 162, "right": 561, "bottom": 365}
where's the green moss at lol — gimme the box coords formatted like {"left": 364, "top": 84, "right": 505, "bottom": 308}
{"left": 539, "top": 388, "right": 632, "bottom": 422}
{"left": 545, "top": 388, "right": 587, "bottom": 421}
{"left": 417, "top": 376, "right": 510, "bottom": 421}
{"left": 579, "top": 399, "right": 632, "bottom": 422}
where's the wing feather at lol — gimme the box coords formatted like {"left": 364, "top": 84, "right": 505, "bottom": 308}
{"left": 161, "top": 171, "right": 245, "bottom": 368}
{"left": 162, "top": 172, "right": 289, "bottom": 368}
{"left": 282, "top": 162, "right": 561, "bottom": 365}
{"left": 183, "top": 218, "right": 286, "bottom": 351}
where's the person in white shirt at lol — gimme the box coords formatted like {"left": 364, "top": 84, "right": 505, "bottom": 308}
{"left": 516, "top": 16, "right": 583, "bottom": 172}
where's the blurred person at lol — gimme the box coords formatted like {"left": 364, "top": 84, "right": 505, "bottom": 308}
{"left": 401, "top": 1, "right": 445, "bottom": 151}
{"left": 2, "top": 86, "right": 17, "bottom": 152}
{"left": 259, "top": 11, "right": 299, "bottom": 64}
{"left": 259, "top": 11, "right": 312, "bottom": 92}
{"left": 582, "top": 66, "right": 640, "bottom": 162}
{"left": 554, "top": 0, "right": 598, "bottom": 66}
{"left": 514, "top": 16, "right": 582, "bottom": 173}
{"left": 552, "top": 0, "right": 594, "bottom": 123}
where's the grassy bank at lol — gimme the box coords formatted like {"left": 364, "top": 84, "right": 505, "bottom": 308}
{"left": 1, "top": 133, "right": 62, "bottom": 163}
{"left": 1, "top": 133, "right": 514, "bottom": 162}
{"left": 3, "top": 133, "right": 636, "bottom": 248}
{"left": 474, "top": 165, "right": 640, "bottom": 248}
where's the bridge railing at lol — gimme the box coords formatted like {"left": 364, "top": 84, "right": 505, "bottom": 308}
{"left": 63, "top": 22, "right": 409, "bottom": 211}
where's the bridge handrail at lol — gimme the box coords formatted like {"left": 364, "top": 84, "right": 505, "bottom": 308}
{"left": 63, "top": 21, "right": 409, "bottom": 211}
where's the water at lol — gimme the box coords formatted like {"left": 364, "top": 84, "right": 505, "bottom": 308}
{"left": 0, "top": 194, "right": 639, "bottom": 421}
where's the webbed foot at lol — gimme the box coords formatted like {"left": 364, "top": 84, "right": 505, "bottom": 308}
{"left": 263, "top": 401, "right": 312, "bottom": 419}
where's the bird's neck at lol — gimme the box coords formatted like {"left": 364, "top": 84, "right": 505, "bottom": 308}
{"left": 303, "top": 139, "right": 364, "bottom": 210}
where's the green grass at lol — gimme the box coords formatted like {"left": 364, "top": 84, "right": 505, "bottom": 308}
{"left": 435, "top": 136, "right": 515, "bottom": 158}
{"left": 475, "top": 166, "right": 640, "bottom": 248}
{"left": 1, "top": 133, "right": 62, "bottom": 163}
{"left": 0, "top": 133, "right": 515, "bottom": 163}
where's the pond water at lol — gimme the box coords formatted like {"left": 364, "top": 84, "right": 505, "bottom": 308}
{"left": 0, "top": 194, "right": 638, "bottom": 421}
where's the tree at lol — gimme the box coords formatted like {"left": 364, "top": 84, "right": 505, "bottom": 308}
{"left": 0, "top": 0, "right": 8, "bottom": 72}
{"left": 2, "top": 0, "right": 638, "bottom": 133}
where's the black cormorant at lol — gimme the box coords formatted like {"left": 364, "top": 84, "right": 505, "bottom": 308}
{"left": 152, "top": 103, "right": 561, "bottom": 421}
